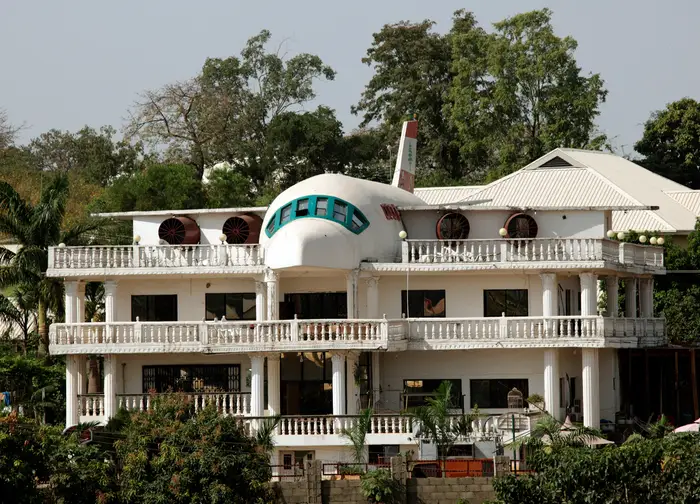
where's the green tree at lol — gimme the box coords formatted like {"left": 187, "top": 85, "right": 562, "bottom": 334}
{"left": 0, "top": 355, "right": 64, "bottom": 420}
{"left": 0, "top": 108, "right": 20, "bottom": 150}
{"left": 115, "top": 395, "right": 272, "bottom": 504}
{"left": 341, "top": 407, "right": 373, "bottom": 468}
{"left": 352, "top": 14, "right": 470, "bottom": 181}
{"left": 91, "top": 163, "right": 205, "bottom": 215}
{"left": 27, "top": 125, "right": 146, "bottom": 186}
{"left": 0, "top": 175, "right": 101, "bottom": 356}
{"left": 126, "top": 29, "right": 336, "bottom": 184}
{"left": 0, "top": 285, "right": 37, "bottom": 354}
{"left": 635, "top": 97, "right": 700, "bottom": 189}
{"left": 449, "top": 8, "right": 608, "bottom": 178}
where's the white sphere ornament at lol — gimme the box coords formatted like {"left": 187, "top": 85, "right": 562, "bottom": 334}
{"left": 639, "top": 235, "right": 647, "bottom": 243}
{"left": 606, "top": 230, "right": 616, "bottom": 239}
{"left": 657, "top": 237, "right": 665, "bottom": 245}
{"left": 398, "top": 230, "right": 408, "bottom": 240}
{"left": 650, "top": 237, "right": 657, "bottom": 245}
{"left": 617, "top": 232, "right": 626, "bottom": 241}
{"left": 58, "top": 242, "right": 66, "bottom": 248}
{"left": 498, "top": 227, "right": 508, "bottom": 237}
{"left": 133, "top": 234, "right": 141, "bottom": 244}
{"left": 219, "top": 233, "right": 228, "bottom": 244}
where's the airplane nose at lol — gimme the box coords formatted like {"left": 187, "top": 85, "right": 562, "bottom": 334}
{"left": 263, "top": 219, "right": 360, "bottom": 270}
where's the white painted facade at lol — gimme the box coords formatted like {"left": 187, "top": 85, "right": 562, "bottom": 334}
{"left": 47, "top": 147, "right": 670, "bottom": 465}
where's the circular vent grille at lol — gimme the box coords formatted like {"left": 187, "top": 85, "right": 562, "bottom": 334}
{"left": 436, "top": 213, "right": 470, "bottom": 240}
{"left": 222, "top": 214, "right": 263, "bottom": 244}
{"left": 505, "top": 213, "right": 538, "bottom": 239}
{"left": 158, "top": 217, "right": 200, "bottom": 245}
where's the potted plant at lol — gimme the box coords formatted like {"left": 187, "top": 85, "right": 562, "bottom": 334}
{"left": 527, "top": 393, "right": 545, "bottom": 412}
{"left": 360, "top": 469, "right": 401, "bottom": 504}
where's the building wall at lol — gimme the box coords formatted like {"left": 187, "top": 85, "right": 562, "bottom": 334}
{"left": 402, "top": 210, "right": 606, "bottom": 240}
{"left": 113, "top": 272, "right": 581, "bottom": 322}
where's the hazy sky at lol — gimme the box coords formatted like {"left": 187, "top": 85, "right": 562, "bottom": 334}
{"left": 2, "top": 0, "right": 699, "bottom": 155}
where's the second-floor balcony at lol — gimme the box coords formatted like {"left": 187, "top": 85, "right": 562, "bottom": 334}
{"left": 46, "top": 238, "right": 664, "bottom": 277}
{"left": 49, "top": 315, "right": 666, "bottom": 355}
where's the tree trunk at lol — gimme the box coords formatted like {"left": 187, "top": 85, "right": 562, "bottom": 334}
{"left": 88, "top": 358, "right": 101, "bottom": 394}
{"left": 37, "top": 300, "right": 49, "bottom": 358}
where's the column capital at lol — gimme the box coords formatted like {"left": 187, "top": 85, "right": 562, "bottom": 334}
{"left": 330, "top": 351, "right": 348, "bottom": 363}
{"left": 249, "top": 353, "right": 266, "bottom": 364}
{"left": 539, "top": 272, "right": 557, "bottom": 281}
{"left": 579, "top": 272, "right": 598, "bottom": 282}
{"left": 255, "top": 280, "right": 266, "bottom": 293}
{"left": 264, "top": 269, "right": 279, "bottom": 283}
{"left": 261, "top": 352, "right": 281, "bottom": 361}
{"left": 366, "top": 276, "right": 380, "bottom": 288}
{"left": 103, "top": 280, "right": 119, "bottom": 293}
{"left": 345, "top": 269, "right": 360, "bottom": 281}
{"left": 65, "top": 280, "right": 79, "bottom": 295}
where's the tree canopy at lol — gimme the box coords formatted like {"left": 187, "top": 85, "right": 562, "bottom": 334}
{"left": 635, "top": 97, "right": 700, "bottom": 189}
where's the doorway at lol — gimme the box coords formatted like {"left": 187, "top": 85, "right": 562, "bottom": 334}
{"left": 283, "top": 292, "right": 347, "bottom": 319}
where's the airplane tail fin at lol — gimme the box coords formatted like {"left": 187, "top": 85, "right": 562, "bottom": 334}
{"left": 391, "top": 119, "right": 418, "bottom": 193}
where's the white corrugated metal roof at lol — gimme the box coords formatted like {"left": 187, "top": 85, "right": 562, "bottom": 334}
{"left": 459, "top": 165, "right": 645, "bottom": 209}
{"left": 414, "top": 186, "right": 481, "bottom": 205}
{"left": 664, "top": 190, "right": 700, "bottom": 216}
{"left": 612, "top": 210, "right": 675, "bottom": 232}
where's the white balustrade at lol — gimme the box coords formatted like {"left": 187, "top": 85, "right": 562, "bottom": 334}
{"left": 116, "top": 392, "right": 251, "bottom": 416}
{"left": 403, "top": 238, "right": 663, "bottom": 267}
{"left": 49, "top": 244, "right": 264, "bottom": 270}
{"left": 78, "top": 394, "right": 104, "bottom": 419}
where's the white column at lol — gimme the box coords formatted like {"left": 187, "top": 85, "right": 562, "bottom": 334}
{"left": 371, "top": 352, "right": 381, "bottom": 406}
{"left": 250, "top": 354, "right": 265, "bottom": 417}
{"left": 65, "top": 355, "right": 79, "bottom": 427}
{"left": 543, "top": 349, "right": 560, "bottom": 420}
{"left": 579, "top": 273, "right": 598, "bottom": 316}
{"left": 255, "top": 280, "right": 266, "bottom": 321}
{"left": 266, "top": 354, "right": 281, "bottom": 416}
{"left": 366, "top": 277, "right": 380, "bottom": 319}
{"left": 346, "top": 269, "right": 359, "bottom": 319}
{"left": 582, "top": 348, "right": 600, "bottom": 429}
{"left": 605, "top": 276, "right": 619, "bottom": 317}
{"left": 541, "top": 273, "right": 557, "bottom": 317}
{"left": 76, "top": 282, "right": 86, "bottom": 323}
{"left": 639, "top": 278, "right": 653, "bottom": 318}
{"left": 265, "top": 270, "right": 279, "bottom": 320}
{"left": 346, "top": 352, "right": 360, "bottom": 415}
{"left": 77, "top": 356, "right": 86, "bottom": 396}
{"left": 625, "top": 278, "right": 638, "bottom": 318}
{"left": 331, "top": 352, "right": 346, "bottom": 416}
{"left": 104, "top": 281, "right": 118, "bottom": 322}
{"left": 103, "top": 355, "right": 117, "bottom": 420}
{"left": 64, "top": 281, "right": 78, "bottom": 324}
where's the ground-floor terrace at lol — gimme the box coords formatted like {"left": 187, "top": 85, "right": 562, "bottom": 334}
{"left": 67, "top": 348, "right": 619, "bottom": 440}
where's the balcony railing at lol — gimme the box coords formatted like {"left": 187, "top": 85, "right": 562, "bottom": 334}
{"left": 48, "top": 244, "right": 264, "bottom": 270}
{"left": 50, "top": 316, "right": 666, "bottom": 354}
{"left": 402, "top": 238, "right": 664, "bottom": 268}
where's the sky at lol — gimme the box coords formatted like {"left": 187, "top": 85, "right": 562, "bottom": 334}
{"left": 2, "top": 0, "right": 700, "bottom": 155}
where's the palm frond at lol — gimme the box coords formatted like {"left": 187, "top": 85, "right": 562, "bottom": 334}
{"left": 0, "top": 264, "right": 40, "bottom": 289}
{"left": 255, "top": 414, "right": 281, "bottom": 454}
{"left": 0, "top": 214, "right": 32, "bottom": 245}
{"left": 0, "top": 294, "right": 22, "bottom": 325}
{"left": 31, "top": 174, "right": 69, "bottom": 245}
{"left": 0, "top": 246, "right": 16, "bottom": 265}
{"left": 0, "top": 181, "right": 33, "bottom": 221}
{"left": 341, "top": 407, "right": 373, "bottom": 465}
{"left": 60, "top": 219, "right": 107, "bottom": 246}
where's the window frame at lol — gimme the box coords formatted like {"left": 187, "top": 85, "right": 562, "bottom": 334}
{"left": 204, "top": 292, "right": 256, "bottom": 321}
{"left": 131, "top": 294, "right": 178, "bottom": 322}
{"left": 469, "top": 378, "right": 529, "bottom": 409}
{"left": 400, "top": 289, "right": 446, "bottom": 318}
{"left": 264, "top": 195, "right": 370, "bottom": 238}
{"left": 483, "top": 289, "right": 529, "bottom": 317}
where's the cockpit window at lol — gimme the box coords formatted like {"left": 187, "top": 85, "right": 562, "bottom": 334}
{"left": 265, "top": 195, "right": 370, "bottom": 238}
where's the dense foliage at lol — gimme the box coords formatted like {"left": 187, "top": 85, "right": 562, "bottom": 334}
{"left": 0, "top": 396, "right": 275, "bottom": 504}
{"left": 490, "top": 434, "right": 700, "bottom": 504}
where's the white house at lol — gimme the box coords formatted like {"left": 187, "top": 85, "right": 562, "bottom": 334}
{"left": 47, "top": 121, "right": 674, "bottom": 468}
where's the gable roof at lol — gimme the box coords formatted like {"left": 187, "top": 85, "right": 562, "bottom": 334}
{"left": 458, "top": 150, "right": 647, "bottom": 209}
{"left": 413, "top": 186, "right": 481, "bottom": 205}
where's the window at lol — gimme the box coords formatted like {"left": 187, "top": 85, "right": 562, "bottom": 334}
{"left": 469, "top": 379, "right": 529, "bottom": 409}
{"left": 333, "top": 200, "right": 347, "bottom": 222}
{"left": 205, "top": 293, "right": 256, "bottom": 321}
{"left": 316, "top": 198, "right": 328, "bottom": 216}
{"left": 296, "top": 198, "right": 309, "bottom": 217}
{"left": 142, "top": 364, "right": 241, "bottom": 393}
{"left": 351, "top": 210, "right": 368, "bottom": 231}
{"left": 369, "top": 445, "right": 399, "bottom": 464}
{"left": 401, "top": 290, "right": 446, "bottom": 318}
{"left": 280, "top": 204, "right": 292, "bottom": 224}
{"left": 266, "top": 218, "right": 275, "bottom": 235}
{"left": 131, "top": 295, "right": 177, "bottom": 321}
{"left": 403, "top": 379, "right": 462, "bottom": 408}
{"left": 483, "top": 290, "right": 528, "bottom": 317}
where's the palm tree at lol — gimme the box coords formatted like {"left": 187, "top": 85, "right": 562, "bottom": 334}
{"left": 0, "top": 175, "right": 100, "bottom": 356}
{"left": 0, "top": 285, "right": 37, "bottom": 354}
{"left": 341, "top": 407, "right": 373, "bottom": 469}
{"left": 254, "top": 414, "right": 282, "bottom": 457}
{"left": 514, "top": 414, "right": 607, "bottom": 452}
{"left": 406, "top": 381, "right": 460, "bottom": 475}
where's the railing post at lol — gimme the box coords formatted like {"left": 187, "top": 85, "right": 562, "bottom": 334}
{"left": 135, "top": 317, "right": 142, "bottom": 344}
{"left": 618, "top": 242, "right": 627, "bottom": 264}
{"left": 219, "top": 243, "right": 228, "bottom": 267}
{"left": 291, "top": 315, "right": 299, "bottom": 342}
{"left": 132, "top": 245, "right": 140, "bottom": 268}
{"left": 500, "top": 242, "right": 508, "bottom": 262}
{"left": 48, "top": 248, "right": 55, "bottom": 269}
{"left": 500, "top": 312, "right": 508, "bottom": 339}
{"left": 401, "top": 240, "right": 409, "bottom": 263}
{"left": 200, "top": 319, "right": 209, "bottom": 347}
